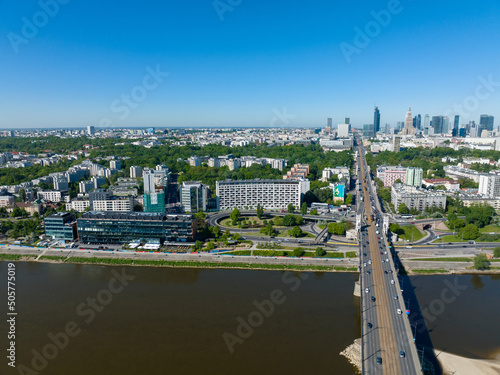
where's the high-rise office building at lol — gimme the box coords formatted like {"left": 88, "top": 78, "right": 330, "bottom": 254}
{"left": 363, "top": 124, "right": 375, "bottom": 137}
{"left": 337, "top": 123, "right": 351, "bottom": 137}
{"left": 443, "top": 117, "right": 450, "bottom": 134}
{"left": 405, "top": 167, "right": 423, "bottom": 187}
{"left": 144, "top": 191, "right": 166, "bottom": 213}
{"left": 480, "top": 115, "right": 494, "bottom": 132}
{"left": 143, "top": 170, "right": 156, "bottom": 193}
{"left": 432, "top": 116, "right": 444, "bottom": 134}
{"left": 179, "top": 181, "right": 209, "bottom": 213}
{"left": 130, "top": 166, "right": 143, "bottom": 179}
{"left": 385, "top": 123, "right": 390, "bottom": 135}
{"left": 87, "top": 126, "right": 95, "bottom": 135}
{"left": 345, "top": 117, "right": 350, "bottom": 125}
{"left": 453, "top": 115, "right": 460, "bottom": 136}
{"left": 325, "top": 118, "right": 332, "bottom": 134}
{"left": 374, "top": 106, "right": 381, "bottom": 133}
{"left": 413, "top": 114, "right": 421, "bottom": 130}
{"left": 423, "top": 114, "right": 431, "bottom": 135}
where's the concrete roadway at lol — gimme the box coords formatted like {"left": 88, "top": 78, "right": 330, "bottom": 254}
{"left": 358, "top": 144, "right": 421, "bottom": 375}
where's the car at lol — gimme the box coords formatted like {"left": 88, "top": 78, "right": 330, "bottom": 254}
{"left": 371, "top": 296, "right": 376, "bottom": 302}
{"left": 400, "top": 350, "right": 405, "bottom": 358}
{"left": 366, "top": 270, "right": 371, "bottom": 275}
{"left": 468, "top": 240, "right": 475, "bottom": 244}
{"left": 406, "top": 246, "right": 412, "bottom": 249}
{"left": 384, "top": 251, "right": 387, "bottom": 254}
{"left": 411, "top": 222, "right": 415, "bottom": 224}
{"left": 391, "top": 279, "right": 395, "bottom": 284}
{"left": 389, "top": 270, "right": 393, "bottom": 273}
{"left": 365, "top": 288, "right": 369, "bottom": 293}
{"left": 384, "top": 270, "right": 388, "bottom": 274}
{"left": 397, "top": 309, "right": 402, "bottom": 314}
{"left": 363, "top": 252, "right": 367, "bottom": 256}
{"left": 381, "top": 260, "right": 385, "bottom": 263}
{"left": 394, "top": 294, "right": 398, "bottom": 300}
{"left": 364, "top": 263, "right": 367, "bottom": 267}
{"left": 376, "top": 357, "right": 382, "bottom": 365}
{"left": 380, "top": 252, "right": 383, "bottom": 255}
{"left": 377, "top": 237, "right": 380, "bottom": 240}
{"left": 367, "top": 322, "right": 373, "bottom": 328}
{"left": 368, "top": 260, "right": 372, "bottom": 265}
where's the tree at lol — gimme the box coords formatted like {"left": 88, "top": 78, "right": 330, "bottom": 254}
{"left": 293, "top": 247, "right": 304, "bottom": 257}
{"left": 206, "top": 242, "right": 215, "bottom": 251}
{"left": 333, "top": 223, "right": 346, "bottom": 236}
{"left": 315, "top": 247, "right": 326, "bottom": 257}
{"left": 194, "top": 240, "right": 203, "bottom": 250}
{"left": 289, "top": 226, "right": 303, "bottom": 238}
{"left": 300, "top": 202, "right": 307, "bottom": 215}
{"left": 493, "top": 247, "right": 500, "bottom": 258}
{"left": 19, "top": 189, "right": 27, "bottom": 202}
{"left": 473, "top": 254, "right": 490, "bottom": 270}
{"left": 345, "top": 194, "right": 353, "bottom": 205}
{"left": 287, "top": 203, "right": 295, "bottom": 213}
{"left": 256, "top": 203, "right": 264, "bottom": 220}
{"left": 389, "top": 223, "right": 405, "bottom": 236}
{"left": 310, "top": 209, "right": 318, "bottom": 215}
{"left": 260, "top": 223, "right": 276, "bottom": 237}
{"left": 210, "top": 226, "right": 221, "bottom": 239}
{"left": 398, "top": 203, "right": 409, "bottom": 214}
{"left": 460, "top": 224, "right": 479, "bottom": 240}
{"left": 230, "top": 208, "right": 241, "bottom": 225}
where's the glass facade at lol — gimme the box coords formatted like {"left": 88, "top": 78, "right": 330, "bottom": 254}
{"left": 77, "top": 211, "right": 193, "bottom": 244}
{"left": 144, "top": 192, "right": 166, "bottom": 213}
{"left": 44, "top": 212, "right": 77, "bottom": 240}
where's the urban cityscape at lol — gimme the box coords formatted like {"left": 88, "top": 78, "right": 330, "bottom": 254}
{"left": 2, "top": 1, "right": 500, "bottom": 375}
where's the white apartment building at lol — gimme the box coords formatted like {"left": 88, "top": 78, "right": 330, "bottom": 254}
{"left": 405, "top": 168, "right": 423, "bottom": 187}
{"left": 69, "top": 200, "right": 91, "bottom": 212}
{"left": 478, "top": 174, "right": 500, "bottom": 198}
{"left": 92, "top": 198, "right": 133, "bottom": 212}
{"left": 188, "top": 156, "right": 201, "bottom": 167}
{"left": 216, "top": 179, "right": 309, "bottom": 210}
{"left": 130, "top": 166, "right": 143, "bottom": 178}
{"left": 79, "top": 181, "right": 95, "bottom": 194}
{"left": 208, "top": 158, "right": 220, "bottom": 168}
{"left": 37, "top": 190, "right": 64, "bottom": 202}
{"left": 444, "top": 165, "right": 482, "bottom": 183}
{"left": 110, "top": 160, "right": 121, "bottom": 170}
{"left": 321, "top": 167, "right": 350, "bottom": 182}
{"left": 337, "top": 123, "right": 351, "bottom": 138}
{"left": 0, "top": 196, "right": 14, "bottom": 207}
{"left": 391, "top": 184, "right": 446, "bottom": 212}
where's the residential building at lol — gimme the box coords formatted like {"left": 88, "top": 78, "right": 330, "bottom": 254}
{"left": 44, "top": 212, "right": 77, "bottom": 241}
{"left": 89, "top": 189, "right": 112, "bottom": 209}
{"left": 208, "top": 158, "right": 220, "bottom": 168}
{"left": 0, "top": 196, "right": 15, "bottom": 207}
{"left": 37, "top": 190, "right": 64, "bottom": 202}
{"left": 188, "top": 156, "right": 201, "bottom": 167}
{"left": 77, "top": 212, "right": 194, "bottom": 244}
{"left": 69, "top": 199, "right": 91, "bottom": 212}
{"left": 79, "top": 181, "right": 95, "bottom": 194}
{"left": 130, "top": 166, "right": 143, "bottom": 178}
{"left": 216, "top": 179, "right": 308, "bottom": 210}
{"left": 179, "top": 181, "right": 209, "bottom": 213}
{"left": 422, "top": 179, "right": 460, "bottom": 191}
{"left": 383, "top": 167, "right": 407, "bottom": 187}
{"left": 110, "top": 160, "right": 121, "bottom": 170}
{"left": 143, "top": 169, "right": 156, "bottom": 193}
{"left": 91, "top": 176, "right": 106, "bottom": 189}
{"left": 92, "top": 197, "right": 133, "bottom": 212}
{"left": 53, "top": 177, "right": 68, "bottom": 191}
{"left": 227, "top": 159, "right": 241, "bottom": 171}
{"left": 478, "top": 174, "right": 500, "bottom": 198}
{"left": 391, "top": 184, "right": 446, "bottom": 212}
{"left": 405, "top": 167, "right": 423, "bottom": 187}
{"left": 393, "top": 135, "right": 401, "bottom": 153}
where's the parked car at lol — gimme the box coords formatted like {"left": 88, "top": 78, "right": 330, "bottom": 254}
{"left": 397, "top": 309, "right": 402, "bottom": 314}
{"left": 376, "top": 357, "right": 382, "bottom": 365}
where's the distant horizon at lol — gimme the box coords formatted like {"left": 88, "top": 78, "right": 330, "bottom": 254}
{"left": 2, "top": 1, "right": 500, "bottom": 128}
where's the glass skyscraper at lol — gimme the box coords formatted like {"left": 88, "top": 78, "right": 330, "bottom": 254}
{"left": 373, "top": 106, "right": 380, "bottom": 133}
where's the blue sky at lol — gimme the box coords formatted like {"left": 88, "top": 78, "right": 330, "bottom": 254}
{"left": 1, "top": 0, "right": 500, "bottom": 129}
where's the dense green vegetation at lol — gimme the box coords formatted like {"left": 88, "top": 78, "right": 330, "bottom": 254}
{"left": 0, "top": 254, "right": 37, "bottom": 260}
{"left": 39, "top": 255, "right": 67, "bottom": 261}
{"left": 473, "top": 254, "right": 490, "bottom": 270}
{"left": 411, "top": 269, "right": 449, "bottom": 274}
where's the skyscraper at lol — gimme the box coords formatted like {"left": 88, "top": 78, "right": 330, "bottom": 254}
{"left": 363, "top": 124, "right": 374, "bottom": 137}
{"left": 385, "top": 123, "right": 390, "bottom": 135}
{"left": 453, "top": 115, "right": 460, "bottom": 136}
{"left": 374, "top": 106, "right": 381, "bottom": 133}
{"left": 443, "top": 117, "right": 450, "bottom": 134}
{"left": 432, "top": 116, "right": 444, "bottom": 134}
{"left": 345, "top": 117, "right": 350, "bottom": 125}
{"left": 87, "top": 126, "right": 95, "bottom": 135}
{"left": 393, "top": 135, "right": 401, "bottom": 153}
{"left": 413, "top": 114, "right": 421, "bottom": 130}
{"left": 423, "top": 114, "right": 431, "bottom": 135}
{"left": 402, "top": 107, "right": 415, "bottom": 135}
{"left": 325, "top": 118, "right": 332, "bottom": 134}
{"left": 480, "top": 115, "right": 494, "bottom": 132}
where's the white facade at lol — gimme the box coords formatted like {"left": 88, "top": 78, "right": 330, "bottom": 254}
{"left": 130, "top": 166, "right": 143, "bottom": 178}
{"left": 0, "top": 196, "right": 14, "bottom": 207}
{"left": 208, "top": 158, "right": 220, "bottom": 168}
{"left": 391, "top": 184, "right": 446, "bottom": 212}
{"left": 188, "top": 156, "right": 201, "bottom": 167}
{"left": 110, "top": 160, "right": 121, "bottom": 170}
{"left": 69, "top": 200, "right": 90, "bottom": 212}
{"left": 79, "top": 181, "right": 94, "bottom": 194}
{"left": 337, "top": 123, "right": 351, "bottom": 138}
{"left": 37, "top": 190, "right": 63, "bottom": 202}
{"left": 92, "top": 198, "right": 133, "bottom": 212}
{"left": 216, "top": 179, "right": 308, "bottom": 210}
{"left": 478, "top": 174, "right": 500, "bottom": 198}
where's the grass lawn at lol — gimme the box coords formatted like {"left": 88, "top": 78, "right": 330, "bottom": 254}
{"left": 277, "top": 230, "right": 315, "bottom": 239}
{"left": 230, "top": 230, "right": 315, "bottom": 239}
{"left": 399, "top": 225, "right": 424, "bottom": 242}
{"left": 409, "top": 257, "right": 473, "bottom": 262}
{"left": 480, "top": 225, "right": 500, "bottom": 233}
{"left": 412, "top": 269, "right": 449, "bottom": 274}
{"left": 433, "top": 235, "right": 464, "bottom": 243}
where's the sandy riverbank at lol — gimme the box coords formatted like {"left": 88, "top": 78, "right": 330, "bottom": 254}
{"left": 435, "top": 349, "right": 500, "bottom": 375}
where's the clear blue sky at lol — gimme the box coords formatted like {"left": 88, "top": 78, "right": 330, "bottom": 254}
{"left": 1, "top": 0, "right": 500, "bottom": 129}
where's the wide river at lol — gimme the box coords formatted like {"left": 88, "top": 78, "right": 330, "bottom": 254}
{"left": 0, "top": 263, "right": 498, "bottom": 374}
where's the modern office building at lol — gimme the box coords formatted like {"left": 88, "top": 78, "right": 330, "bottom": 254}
{"left": 405, "top": 167, "right": 423, "bottom": 187}
{"left": 87, "top": 126, "right": 95, "bottom": 135}
{"left": 374, "top": 106, "right": 381, "bottom": 133}
{"left": 216, "top": 179, "right": 308, "bottom": 210}
{"left": 480, "top": 115, "right": 495, "bottom": 132}
{"left": 337, "top": 123, "right": 351, "bottom": 137}
{"left": 363, "top": 124, "right": 375, "bottom": 137}
{"left": 453, "top": 115, "right": 460, "bottom": 136}
{"left": 77, "top": 212, "right": 194, "bottom": 244}
{"left": 92, "top": 197, "right": 134, "bottom": 212}
{"left": 130, "top": 166, "right": 143, "bottom": 178}
{"left": 423, "top": 114, "right": 431, "bottom": 135}
{"left": 391, "top": 184, "right": 446, "bottom": 212}
{"left": 432, "top": 116, "right": 444, "bottom": 134}
{"left": 44, "top": 212, "right": 77, "bottom": 241}
{"left": 179, "top": 181, "right": 209, "bottom": 213}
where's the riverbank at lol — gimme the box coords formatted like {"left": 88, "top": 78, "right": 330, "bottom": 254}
{"left": 0, "top": 252, "right": 359, "bottom": 273}
{"left": 435, "top": 349, "right": 500, "bottom": 375}
{"left": 340, "top": 340, "right": 500, "bottom": 375}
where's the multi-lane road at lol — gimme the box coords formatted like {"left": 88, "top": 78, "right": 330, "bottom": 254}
{"left": 357, "top": 143, "right": 422, "bottom": 375}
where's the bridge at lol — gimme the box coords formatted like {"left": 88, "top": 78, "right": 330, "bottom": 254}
{"left": 357, "top": 144, "right": 423, "bottom": 375}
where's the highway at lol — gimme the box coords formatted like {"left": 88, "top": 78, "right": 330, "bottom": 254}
{"left": 357, "top": 143, "right": 422, "bottom": 375}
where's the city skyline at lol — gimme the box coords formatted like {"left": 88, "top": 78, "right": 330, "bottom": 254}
{"left": 2, "top": 1, "right": 500, "bottom": 128}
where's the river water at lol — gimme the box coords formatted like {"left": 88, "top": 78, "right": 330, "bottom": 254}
{"left": 0, "top": 263, "right": 360, "bottom": 375}
{"left": 1, "top": 263, "right": 499, "bottom": 375}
